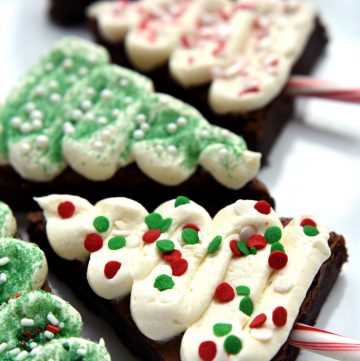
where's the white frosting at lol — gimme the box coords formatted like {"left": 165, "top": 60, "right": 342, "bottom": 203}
{"left": 88, "top": 0, "right": 317, "bottom": 113}
{"left": 38, "top": 195, "right": 332, "bottom": 360}
{"left": 0, "top": 201, "right": 16, "bottom": 237}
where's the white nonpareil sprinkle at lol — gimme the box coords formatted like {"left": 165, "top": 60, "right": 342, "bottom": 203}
{"left": 32, "top": 118, "right": 43, "bottom": 130}
{"left": 133, "top": 129, "right": 144, "bottom": 139}
{"left": 0, "top": 257, "right": 9, "bottom": 266}
{"left": 135, "top": 114, "right": 146, "bottom": 123}
{"left": 273, "top": 277, "right": 294, "bottom": 293}
{"left": 87, "top": 53, "right": 97, "bottom": 64}
{"left": 49, "top": 93, "right": 61, "bottom": 104}
{"left": 119, "top": 78, "right": 128, "bottom": 87}
{"left": 30, "top": 347, "right": 42, "bottom": 355}
{"left": 0, "top": 273, "right": 8, "bottom": 283}
{"left": 93, "top": 140, "right": 104, "bottom": 150}
{"left": 49, "top": 80, "right": 58, "bottom": 89}
{"left": 44, "top": 330, "right": 54, "bottom": 339}
{"left": 219, "top": 147, "right": 228, "bottom": 156}
{"left": 71, "top": 109, "right": 83, "bottom": 121}
{"left": 63, "top": 122, "right": 75, "bottom": 135}
{"left": 44, "top": 63, "right": 54, "bottom": 71}
{"left": 99, "top": 338, "right": 105, "bottom": 346}
{"left": 10, "top": 117, "right": 22, "bottom": 128}
{"left": 101, "top": 89, "right": 113, "bottom": 100}
{"left": 47, "top": 313, "right": 59, "bottom": 326}
{"left": 63, "top": 58, "right": 73, "bottom": 69}
{"left": 166, "top": 123, "right": 177, "bottom": 134}
{"left": 20, "top": 318, "right": 35, "bottom": 327}
{"left": 79, "top": 67, "right": 88, "bottom": 75}
{"left": 67, "top": 75, "right": 77, "bottom": 84}
{"left": 81, "top": 100, "right": 92, "bottom": 111}
{"left": 112, "top": 108, "right": 120, "bottom": 117}
{"left": 220, "top": 129, "right": 230, "bottom": 136}
{"left": 34, "top": 86, "right": 45, "bottom": 96}
{"left": 25, "top": 102, "right": 35, "bottom": 112}
{"left": 30, "top": 110, "right": 43, "bottom": 120}
{"left": 20, "top": 122, "right": 32, "bottom": 133}
{"left": 101, "top": 129, "right": 111, "bottom": 141}
{"left": 77, "top": 348, "right": 87, "bottom": 356}
{"left": 16, "top": 350, "right": 29, "bottom": 361}
{"left": 176, "top": 116, "right": 187, "bottom": 126}
{"left": 58, "top": 322, "right": 64, "bottom": 329}
{"left": 155, "top": 144, "right": 164, "bottom": 152}
{"left": 200, "top": 129, "right": 209, "bottom": 138}
{"left": 8, "top": 348, "right": 21, "bottom": 356}
{"left": 20, "top": 142, "right": 31, "bottom": 154}
{"left": 86, "top": 87, "right": 96, "bottom": 96}
{"left": 96, "top": 116, "right": 107, "bottom": 125}
{"left": 0, "top": 342, "right": 7, "bottom": 352}
{"left": 167, "top": 145, "right": 177, "bottom": 154}
{"left": 85, "top": 113, "right": 95, "bottom": 122}
{"left": 36, "top": 135, "right": 49, "bottom": 149}
{"left": 124, "top": 96, "right": 132, "bottom": 105}
{"left": 140, "top": 122, "right": 150, "bottom": 131}
{"left": 29, "top": 342, "right": 37, "bottom": 349}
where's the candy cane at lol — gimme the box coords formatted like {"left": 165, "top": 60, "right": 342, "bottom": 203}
{"left": 290, "top": 323, "right": 360, "bottom": 361}
{"left": 287, "top": 76, "right": 360, "bottom": 103}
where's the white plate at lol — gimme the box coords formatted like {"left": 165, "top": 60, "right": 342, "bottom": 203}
{"left": 1, "top": 0, "right": 359, "bottom": 360}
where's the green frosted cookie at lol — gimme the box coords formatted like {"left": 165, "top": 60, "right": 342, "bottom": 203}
{"left": 0, "top": 37, "right": 109, "bottom": 181}
{"left": 0, "top": 201, "right": 16, "bottom": 237}
{"left": 0, "top": 291, "right": 110, "bottom": 360}
{"left": 0, "top": 238, "right": 47, "bottom": 304}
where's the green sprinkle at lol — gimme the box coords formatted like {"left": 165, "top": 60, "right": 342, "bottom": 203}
{"left": 156, "top": 239, "right": 175, "bottom": 253}
{"left": 271, "top": 242, "right": 285, "bottom": 253}
{"left": 108, "top": 236, "right": 126, "bottom": 250}
{"left": 213, "top": 323, "right": 232, "bottom": 337}
{"left": 264, "top": 226, "right": 282, "bottom": 244}
{"left": 154, "top": 274, "right": 175, "bottom": 291}
{"left": 93, "top": 216, "right": 110, "bottom": 233}
{"left": 237, "top": 241, "right": 250, "bottom": 255}
{"left": 224, "top": 335, "right": 242, "bottom": 354}
{"left": 182, "top": 228, "right": 199, "bottom": 244}
{"left": 250, "top": 248, "right": 257, "bottom": 255}
{"left": 175, "top": 196, "right": 190, "bottom": 207}
{"left": 208, "top": 235, "right": 222, "bottom": 254}
{"left": 236, "top": 285, "right": 250, "bottom": 296}
{"left": 63, "top": 342, "right": 70, "bottom": 351}
{"left": 145, "top": 212, "right": 163, "bottom": 230}
{"left": 303, "top": 225, "right": 320, "bottom": 237}
{"left": 159, "top": 218, "right": 173, "bottom": 233}
{"left": 239, "top": 297, "right": 253, "bottom": 316}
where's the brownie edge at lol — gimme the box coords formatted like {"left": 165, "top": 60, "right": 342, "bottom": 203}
{"left": 27, "top": 213, "right": 347, "bottom": 361}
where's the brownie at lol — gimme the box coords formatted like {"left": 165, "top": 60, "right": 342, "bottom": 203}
{"left": 88, "top": 8, "right": 328, "bottom": 157}
{"left": 27, "top": 212, "right": 347, "bottom": 361}
{"left": 0, "top": 163, "right": 273, "bottom": 214}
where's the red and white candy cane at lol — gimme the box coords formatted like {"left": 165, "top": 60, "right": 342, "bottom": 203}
{"left": 290, "top": 323, "right": 360, "bottom": 360}
{"left": 286, "top": 76, "right": 360, "bottom": 103}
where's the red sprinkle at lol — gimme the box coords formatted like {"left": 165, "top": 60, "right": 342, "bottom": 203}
{"left": 163, "top": 249, "right": 182, "bottom": 263}
{"left": 104, "top": 261, "right": 121, "bottom": 279}
{"left": 254, "top": 200, "right": 271, "bottom": 215}
{"left": 198, "top": 341, "right": 217, "bottom": 361}
{"left": 246, "top": 234, "right": 267, "bottom": 250}
{"left": 57, "top": 201, "right": 75, "bottom": 219}
{"left": 181, "top": 35, "right": 191, "bottom": 48}
{"left": 46, "top": 324, "right": 61, "bottom": 334}
{"left": 230, "top": 240, "right": 242, "bottom": 257}
{"left": 272, "top": 306, "right": 288, "bottom": 327}
{"left": 142, "top": 229, "right": 161, "bottom": 243}
{"left": 23, "top": 331, "right": 33, "bottom": 338}
{"left": 170, "top": 258, "right": 188, "bottom": 276}
{"left": 8, "top": 293, "right": 21, "bottom": 300}
{"left": 183, "top": 223, "right": 200, "bottom": 232}
{"left": 249, "top": 313, "right": 267, "bottom": 328}
{"left": 300, "top": 218, "right": 317, "bottom": 228}
{"left": 268, "top": 251, "right": 288, "bottom": 270}
{"left": 214, "top": 282, "right": 235, "bottom": 302}
{"left": 84, "top": 233, "right": 103, "bottom": 253}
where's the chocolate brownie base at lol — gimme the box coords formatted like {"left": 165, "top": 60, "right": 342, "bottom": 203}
{"left": 27, "top": 214, "right": 347, "bottom": 361}
{"left": 0, "top": 164, "right": 274, "bottom": 213}
{"left": 88, "top": 18, "right": 328, "bottom": 158}
{"left": 49, "top": 0, "right": 97, "bottom": 26}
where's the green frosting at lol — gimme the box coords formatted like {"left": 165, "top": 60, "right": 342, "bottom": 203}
{"left": 0, "top": 37, "right": 253, "bottom": 186}
{"left": 0, "top": 238, "right": 46, "bottom": 304}
{"left": 0, "top": 201, "right": 16, "bottom": 237}
{"left": 0, "top": 291, "right": 110, "bottom": 360}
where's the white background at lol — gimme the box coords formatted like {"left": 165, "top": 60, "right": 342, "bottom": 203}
{"left": 0, "top": 0, "right": 359, "bottom": 360}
